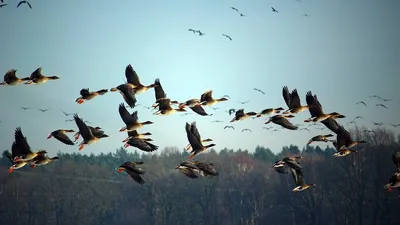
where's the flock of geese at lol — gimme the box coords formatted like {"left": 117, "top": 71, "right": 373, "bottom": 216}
{"left": 1, "top": 64, "right": 399, "bottom": 194}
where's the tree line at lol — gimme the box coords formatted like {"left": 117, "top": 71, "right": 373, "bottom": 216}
{"left": 0, "top": 126, "right": 399, "bottom": 225}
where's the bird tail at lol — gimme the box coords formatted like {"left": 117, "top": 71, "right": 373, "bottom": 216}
{"left": 0, "top": 81, "right": 6, "bottom": 85}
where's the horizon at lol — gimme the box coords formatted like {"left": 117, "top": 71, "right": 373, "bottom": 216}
{"left": 1, "top": 0, "right": 399, "bottom": 157}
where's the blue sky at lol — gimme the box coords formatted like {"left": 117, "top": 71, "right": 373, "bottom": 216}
{"left": 0, "top": 0, "right": 399, "bottom": 156}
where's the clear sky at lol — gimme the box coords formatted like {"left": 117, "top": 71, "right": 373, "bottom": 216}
{"left": 0, "top": 0, "right": 399, "bottom": 156}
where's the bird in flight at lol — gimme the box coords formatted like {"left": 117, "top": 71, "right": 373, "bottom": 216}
{"left": 230, "top": 6, "right": 239, "bottom": 12}
{"left": 271, "top": 7, "right": 279, "bottom": 13}
{"left": 372, "top": 121, "right": 384, "bottom": 126}
{"left": 224, "top": 126, "right": 235, "bottom": 130}
{"left": 376, "top": 104, "right": 388, "bottom": 109}
{"left": 356, "top": 101, "right": 367, "bottom": 107}
{"left": 391, "top": 124, "right": 400, "bottom": 127}
{"left": 211, "top": 120, "right": 224, "bottom": 123}
{"left": 238, "top": 100, "right": 250, "bottom": 104}
{"left": 38, "top": 108, "right": 50, "bottom": 112}
{"left": 239, "top": 13, "right": 245, "bottom": 17}
{"left": 21, "top": 107, "right": 30, "bottom": 110}
{"left": 180, "top": 113, "right": 192, "bottom": 116}
{"left": 253, "top": 88, "right": 265, "bottom": 94}
{"left": 188, "top": 29, "right": 197, "bottom": 34}
{"left": 17, "top": 1, "right": 32, "bottom": 9}
{"left": 299, "top": 128, "right": 310, "bottom": 132}
{"left": 61, "top": 110, "right": 74, "bottom": 116}
{"left": 241, "top": 129, "right": 252, "bottom": 132}
{"left": 222, "top": 34, "right": 232, "bottom": 41}
{"left": 369, "top": 95, "right": 382, "bottom": 99}
{"left": 303, "top": 13, "right": 310, "bottom": 17}
{"left": 0, "top": 3, "right": 7, "bottom": 8}
{"left": 381, "top": 98, "right": 392, "bottom": 102}
{"left": 196, "top": 30, "right": 205, "bottom": 36}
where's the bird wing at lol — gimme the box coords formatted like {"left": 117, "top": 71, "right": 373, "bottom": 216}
{"left": 181, "top": 161, "right": 199, "bottom": 170}
{"left": 124, "top": 169, "right": 145, "bottom": 184}
{"left": 200, "top": 90, "right": 213, "bottom": 102}
{"left": 125, "top": 64, "right": 141, "bottom": 86}
{"left": 290, "top": 89, "right": 301, "bottom": 108}
{"left": 4, "top": 69, "right": 17, "bottom": 82}
{"left": 189, "top": 105, "right": 210, "bottom": 116}
{"left": 116, "top": 84, "right": 137, "bottom": 108}
{"left": 295, "top": 168, "right": 305, "bottom": 186}
{"left": 26, "top": 1, "right": 32, "bottom": 8}
{"left": 158, "top": 98, "right": 173, "bottom": 110}
{"left": 195, "top": 162, "right": 218, "bottom": 176}
{"left": 29, "top": 67, "right": 42, "bottom": 79}
{"left": 73, "top": 114, "right": 93, "bottom": 140}
{"left": 289, "top": 168, "right": 299, "bottom": 185}
{"left": 154, "top": 78, "right": 166, "bottom": 100}
{"left": 283, "top": 157, "right": 302, "bottom": 170}
{"left": 14, "top": 127, "right": 32, "bottom": 154}
{"left": 185, "top": 122, "right": 203, "bottom": 150}
{"left": 53, "top": 132, "right": 75, "bottom": 145}
{"left": 235, "top": 109, "right": 245, "bottom": 118}
{"left": 190, "top": 122, "right": 202, "bottom": 143}
{"left": 305, "top": 91, "right": 324, "bottom": 116}
{"left": 274, "top": 166, "right": 288, "bottom": 174}
{"left": 128, "top": 138, "right": 158, "bottom": 152}
{"left": 337, "top": 125, "right": 353, "bottom": 147}
{"left": 80, "top": 88, "right": 90, "bottom": 97}
{"left": 127, "top": 130, "right": 139, "bottom": 137}
{"left": 118, "top": 103, "right": 135, "bottom": 125}
{"left": 179, "top": 167, "right": 198, "bottom": 179}
{"left": 282, "top": 86, "right": 291, "bottom": 108}
{"left": 276, "top": 117, "right": 298, "bottom": 130}
{"left": 321, "top": 118, "right": 340, "bottom": 133}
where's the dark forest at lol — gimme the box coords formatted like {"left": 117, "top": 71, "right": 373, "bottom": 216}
{"left": 1, "top": 126, "right": 399, "bottom": 225}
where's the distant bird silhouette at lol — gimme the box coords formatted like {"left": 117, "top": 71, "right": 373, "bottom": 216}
{"left": 242, "top": 129, "right": 252, "bottom": 132}
{"left": 180, "top": 113, "right": 192, "bottom": 116}
{"left": 253, "top": 88, "right": 265, "bottom": 94}
{"left": 38, "top": 108, "right": 50, "bottom": 112}
{"left": 0, "top": 3, "right": 7, "bottom": 8}
{"left": 382, "top": 98, "right": 392, "bottom": 102}
{"left": 61, "top": 110, "right": 74, "bottom": 116}
{"left": 17, "top": 1, "right": 32, "bottom": 9}
{"left": 188, "top": 29, "right": 196, "bottom": 34}
{"left": 238, "top": 100, "right": 250, "bottom": 104}
{"left": 263, "top": 127, "right": 272, "bottom": 130}
{"left": 347, "top": 121, "right": 357, "bottom": 125}
{"left": 300, "top": 128, "right": 310, "bottom": 132}
{"left": 364, "top": 130, "right": 375, "bottom": 134}
{"left": 376, "top": 104, "right": 388, "bottom": 109}
{"left": 303, "top": 13, "right": 310, "bottom": 17}
{"left": 65, "top": 119, "right": 74, "bottom": 122}
{"left": 21, "top": 107, "right": 30, "bottom": 110}
{"left": 316, "top": 127, "right": 325, "bottom": 130}
{"left": 369, "top": 95, "right": 382, "bottom": 99}
{"left": 230, "top": 6, "right": 239, "bottom": 12}
{"left": 196, "top": 30, "right": 205, "bottom": 36}
{"left": 372, "top": 121, "right": 384, "bottom": 126}
{"left": 239, "top": 13, "right": 245, "bottom": 17}
{"left": 391, "top": 124, "right": 400, "bottom": 128}
{"left": 210, "top": 107, "right": 219, "bottom": 111}
{"left": 356, "top": 101, "right": 367, "bottom": 107}
{"left": 271, "top": 7, "right": 279, "bottom": 13}
{"left": 353, "top": 116, "right": 363, "bottom": 121}
{"left": 227, "top": 108, "right": 235, "bottom": 115}
{"left": 222, "top": 34, "right": 232, "bottom": 41}
{"left": 211, "top": 120, "right": 224, "bottom": 123}
{"left": 224, "top": 126, "right": 234, "bottom": 130}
